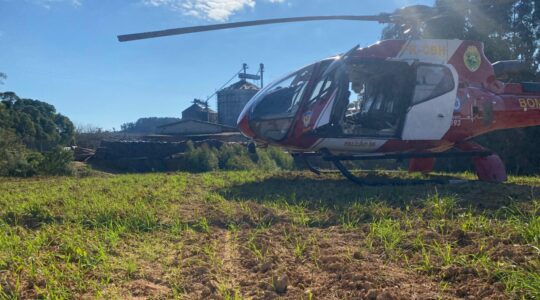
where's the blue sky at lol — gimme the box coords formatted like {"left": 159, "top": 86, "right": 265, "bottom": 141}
{"left": 0, "top": 0, "right": 432, "bottom": 130}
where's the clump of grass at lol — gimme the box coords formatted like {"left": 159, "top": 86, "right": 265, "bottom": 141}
{"left": 340, "top": 210, "right": 360, "bottom": 230}
{"left": 425, "top": 191, "right": 456, "bottom": 220}
{"left": 194, "top": 217, "right": 210, "bottom": 233}
{"left": 293, "top": 236, "right": 308, "bottom": 258}
{"left": 367, "top": 218, "right": 404, "bottom": 258}
{"left": 470, "top": 252, "right": 540, "bottom": 298}
{"left": 246, "top": 233, "right": 265, "bottom": 261}
{"left": 430, "top": 241, "right": 454, "bottom": 267}
{"left": 457, "top": 210, "right": 494, "bottom": 235}
{"left": 278, "top": 200, "right": 311, "bottom": 227}
{"left": 124, "top": 258, "right": 138, "bottom": 279}
{"left": 506, "top": 201, "right": 540, "bottom": 247}
{"left": 347, "top": 201, "right": 394, "bottom": 223}
{"left": 425, "top": 192, "right": 457, "bottom": 234}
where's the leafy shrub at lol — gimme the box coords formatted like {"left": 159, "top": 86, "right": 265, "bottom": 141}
{"left": 266, "top": 146, "right": 294, "bottom": 170}
{"left": 8, "top": 152, "right": 43, "bottom": 177}
{"left": 184, "top": 143, "right": 293, "bottom": 173}
{"left": 218, "top": 144, "right": 255, "bottom": 170}
{"left": 0, "top": 129, "right": 73, "bottom": 177}
{"left": 184, "top": 144, "right": 219, "bottom": 172}
{"left": 0, "top": 129, "right": 38, "bottom": 177}
{"left": 38, "top": 147, "right": 74, "bottom": 176}
{"left": 255, "top": 150, "right": 279, "bottom": 171}
{"left": 225, "top": 154, "right": 257, "bottom": 170}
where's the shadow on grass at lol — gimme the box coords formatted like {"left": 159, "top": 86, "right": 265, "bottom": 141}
{"left": 217, "top": 172, "right": 537, "bottom": 211}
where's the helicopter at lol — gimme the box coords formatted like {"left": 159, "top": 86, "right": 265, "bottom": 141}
{"left": 118, "top": 5, "right": 540, "bottom": 185}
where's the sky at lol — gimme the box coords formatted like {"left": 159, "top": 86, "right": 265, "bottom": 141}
{"left": 0, "top": 0, "right": 433, "bottom": 130}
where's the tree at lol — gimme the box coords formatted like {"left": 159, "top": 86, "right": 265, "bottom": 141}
{"left": 0, "top": 92, "right": 75, "bottom": 151}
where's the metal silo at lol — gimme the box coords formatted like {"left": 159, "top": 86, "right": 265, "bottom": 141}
{"left": 217, "top": 80, "right": 260, "bottom": 127}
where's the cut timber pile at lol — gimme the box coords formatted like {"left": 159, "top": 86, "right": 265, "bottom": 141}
{"left": 89, "top": 139, "right": 225, "bottom": 172}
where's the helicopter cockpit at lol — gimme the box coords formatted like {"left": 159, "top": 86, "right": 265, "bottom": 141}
{"left": 314, "top": 58, "right": 455, "bottom": 138}
{"left": 248, "top": 64, "right": 315, "bottom": 141}
{"left": 243, "top": 56, "right": 456, "bottom": 142}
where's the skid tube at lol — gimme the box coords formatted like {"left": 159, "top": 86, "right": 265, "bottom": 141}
{"left": 293, "top": 150, "right": 492, "bottom": 186}
{"left": 293, "top": 153, "right": 340, "bottom": 175}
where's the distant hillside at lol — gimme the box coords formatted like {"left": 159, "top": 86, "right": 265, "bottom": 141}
{"left": 120, "top": 117, "right": 181, "bottom": 134}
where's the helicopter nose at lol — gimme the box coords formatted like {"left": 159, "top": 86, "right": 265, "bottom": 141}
{"left": 237, "top": 109, "right": 256, "bottom": 138}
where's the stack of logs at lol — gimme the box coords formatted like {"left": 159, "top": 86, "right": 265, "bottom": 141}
{"left": 88, "top": 139, "right": 225, "bottom": 172}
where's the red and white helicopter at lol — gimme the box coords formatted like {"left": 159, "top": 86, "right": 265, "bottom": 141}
{"left": 119, "top": 5, "right": 540, "bottom": 185}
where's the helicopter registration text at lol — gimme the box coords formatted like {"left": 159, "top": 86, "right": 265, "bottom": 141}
{"left": 402, "top": 44, "right": 446, "bottom": 58}
{"left": 519, "top": 98, "right": 540, "bottom": 110}
{"left": 343, "top": 140, "right": 378, "bottom": 148}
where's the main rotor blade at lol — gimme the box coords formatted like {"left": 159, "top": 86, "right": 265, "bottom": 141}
{"left": 118, "top": 15, "right": 389, "bottom": 42}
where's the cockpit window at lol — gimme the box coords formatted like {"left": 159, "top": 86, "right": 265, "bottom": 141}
{"left": 412, "top": 65, "right": 454, "bottom": 104}
{"left": 251, "top": 66, "right": 314, "bottom": 120}
{"left": 307, "top": 60, "right": 335, "bottom": 105}
{"left": 336, "top": 60, "right": 415, "bottom": 137}
{"left": 308, "top": 78, "right": 333, "bottom": 104}
{"left": 248, "top": 64, "right": 315, "bottom": 141}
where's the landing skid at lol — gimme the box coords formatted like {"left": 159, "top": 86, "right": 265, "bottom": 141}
{"left": 330, "top": 159, "right": 453, "bottom": 186}
{"left": 298, "top": 153, "right": 337, "bottom": 175}
{"left": 294, "top": 149, "right": 493, "bottom": 186}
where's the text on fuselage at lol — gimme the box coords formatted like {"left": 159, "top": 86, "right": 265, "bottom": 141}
{"left": 519, "top": 98, "right": 540, "bottom": 110}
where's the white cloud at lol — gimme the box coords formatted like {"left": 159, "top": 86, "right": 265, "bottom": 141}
{"left": 142, "top": 0, "right": 286, "bottom": 21}
{"left": 27, "top": 0, "right": 82, "bottom": 9}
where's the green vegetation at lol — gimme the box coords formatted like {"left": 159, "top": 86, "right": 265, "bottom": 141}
{"left": 0, "top": 92, "right": 74, "bottom": 150}
{"left": 184, "top": 142, "right": 294, "bottom": 173}
{"left": 120, "top": 117, "right": 181, "bottom": 134}
{"left": 0, "top": 171, "right": 538, "bottom": 299}
{"left": 0, "top": 92, "right": 75, "bottom": 177}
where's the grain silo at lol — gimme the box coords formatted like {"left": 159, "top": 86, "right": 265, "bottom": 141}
{"left": 217, "top": 80, "right": 260, "bottom": 127}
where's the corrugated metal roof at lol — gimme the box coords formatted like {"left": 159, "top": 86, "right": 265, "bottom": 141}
{"left": 182, "top": 103, "right": 217, "bottom": 114}
{"left": 223, "top": 80, "right": 260, "bottom": 91}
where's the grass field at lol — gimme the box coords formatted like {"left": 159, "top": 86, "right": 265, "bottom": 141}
{"left": 0, "top": 170, "right": 539, "bottom": 299}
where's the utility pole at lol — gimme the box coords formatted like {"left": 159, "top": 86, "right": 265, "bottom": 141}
{"left": 259, "top": 63, "right": 265, "bottom": 88}
{"left": 242, "top": 63, "right": 248, "bottom": 77}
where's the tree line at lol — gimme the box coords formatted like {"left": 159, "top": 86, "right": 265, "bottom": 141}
{"left": 120, "top": 117, "right": 181, "bottom": 134}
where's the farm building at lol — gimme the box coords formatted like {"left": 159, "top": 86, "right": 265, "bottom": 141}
{"left": 182, "top": 102, "right": 218, "bottom": 123}
{"left": 217, "top": 80, "right": 260, "bottom": 127}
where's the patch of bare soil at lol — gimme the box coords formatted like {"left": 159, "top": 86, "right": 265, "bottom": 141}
{"left": 126, "top": 279, "right": 171, "bottom": 300}
{"left": 153, "top": 223, "right": 507, "bottom": 299}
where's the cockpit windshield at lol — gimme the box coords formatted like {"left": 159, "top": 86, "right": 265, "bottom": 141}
{"left": 251, "top": 65, "right": 314, "bottom": 120}
{"left": 248, "top": 64, "right": 315, "bottom": 141}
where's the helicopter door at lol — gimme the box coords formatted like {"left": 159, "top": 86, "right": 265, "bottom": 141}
{"left": 401, "top": 64, "right": 457, "bottom": 140}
